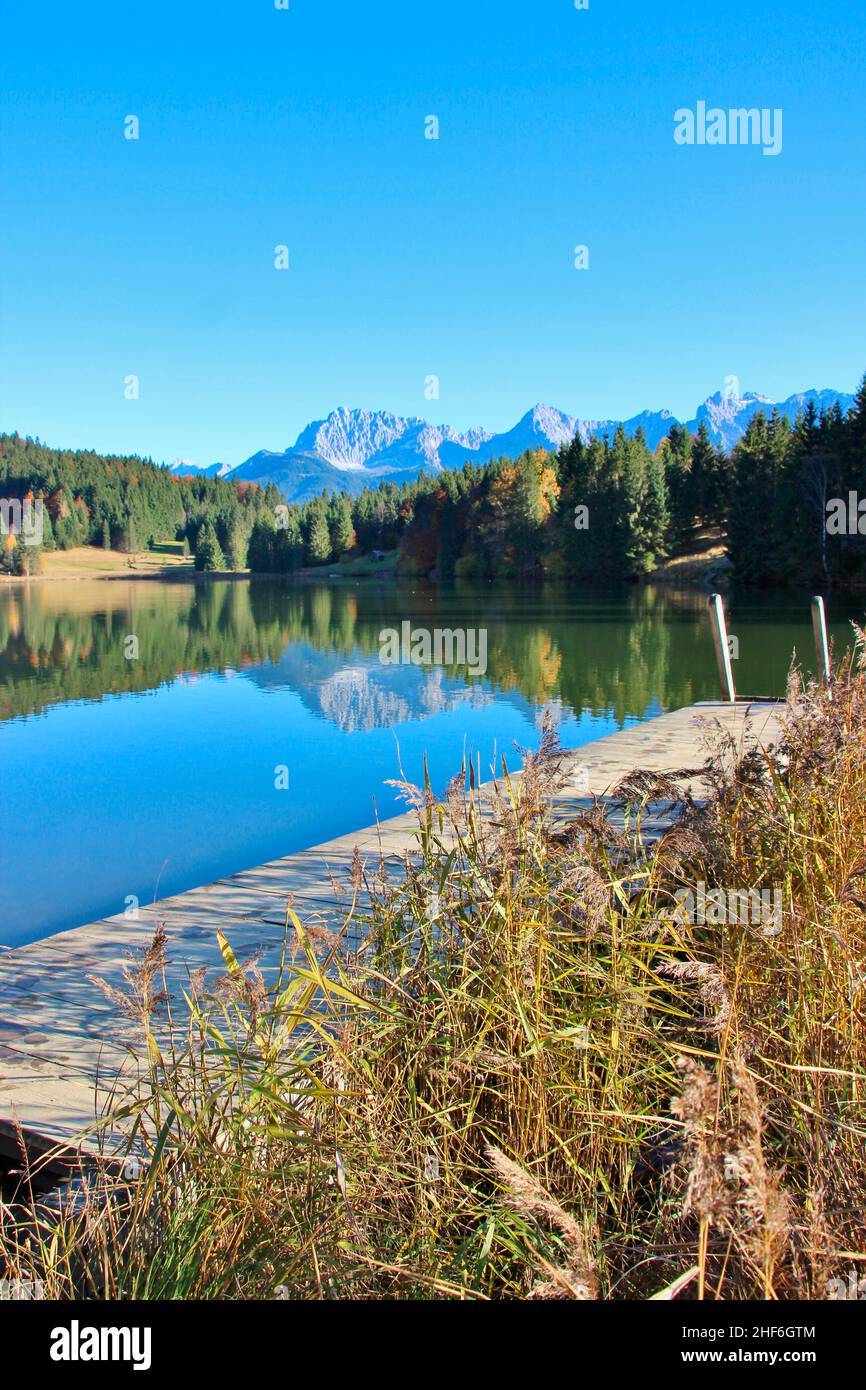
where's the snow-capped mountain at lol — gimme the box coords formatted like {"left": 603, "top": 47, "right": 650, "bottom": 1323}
{"left": 688, "top": 388, "right": 853, "bottom": 453}
{"left": 688, "top": 391, "right": 773, "bottom": 451}
{"left": 292, "top": 407, "right": 491, "bottom": 472}
{"left": 167, "top": 459, "right": 233, "bottom": 479}
{"left": 228, "top": 387, "right": 855, "bottom": 503}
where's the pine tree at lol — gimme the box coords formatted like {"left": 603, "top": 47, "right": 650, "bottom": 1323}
{"left": 557, "top": 433, "right": 593, "bottom": 577}
{"left": 848, "top": 372, "right": 866, "bottom": 459}
{"left": 687, "top": 422, "right": 717, "bottom": 527}
{"left": 226, "top": 515, "right": 250, "bottom": 570}
{"left": 306, "top": 504, "right": 331, "bottom": 564}
{"left": 194, "top": 521, "right": 224, "bottom": 572}
{"left": 247, "top": 519, "right": 275, "bottom": 571}
{"left": 120, "top": 518, "right": 137, "bottom": 554}
{"left": 511, "top": 451, "right": 545, "bottom": 575}
{"left": 639, "top": 450, "right": 669, "bottom": 569}
{"left": 329, "top": 495, "right": 355, "bottom": 556}
{"left": 728, "top": 413, "right": 776, "bottom": 583}
{"left": 662, "top": 424, "right": 692, "bottom": 555}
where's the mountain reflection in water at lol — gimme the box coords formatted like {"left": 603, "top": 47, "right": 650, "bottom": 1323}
{"left": 1, "top": 578, "right": 860, "bottom": 947}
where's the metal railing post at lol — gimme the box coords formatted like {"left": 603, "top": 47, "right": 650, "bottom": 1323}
{"left": 811, "top": 595, "right": 832, "bottom": 684}
{"left": 708, "top": 592, "right": 736, "bottom": 703}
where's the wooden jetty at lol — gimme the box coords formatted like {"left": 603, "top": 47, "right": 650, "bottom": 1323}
{"left": 0, "top": 699, "right": 783, "bottom": 1165}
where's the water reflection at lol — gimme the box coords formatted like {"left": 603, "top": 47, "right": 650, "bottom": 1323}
{"left": 0, "top": 578, "right": 862, "bottom": 731}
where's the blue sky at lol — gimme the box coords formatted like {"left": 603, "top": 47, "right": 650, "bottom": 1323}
{"left": 1, "top": 0, "right": 864, "bottom": 469}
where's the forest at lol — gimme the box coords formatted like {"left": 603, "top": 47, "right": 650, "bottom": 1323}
{"left": 2, "top": 373, "right": 865, "bottom": 588}
{"left": 0, "top": 434, "right": 281, "bottom": 575}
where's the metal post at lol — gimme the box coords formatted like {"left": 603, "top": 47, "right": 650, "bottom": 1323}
{"left": 708, "top": 592, "right": 736, "bottom": 703}
{"left": 811, "top": 595, "right": 832, "bottom": 684}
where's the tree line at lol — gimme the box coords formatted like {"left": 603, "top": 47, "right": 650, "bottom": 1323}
{"left": 245, "top": 373, "right": 866, "bottom": 588}
{"left": 0, "top": 434, "right": 280, "bottom": 575}
{"left": 3, "top": 373, "right": 865, "bottom": 587}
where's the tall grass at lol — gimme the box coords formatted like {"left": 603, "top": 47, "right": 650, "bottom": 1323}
{"left": 2, "top": 636, "right": 865, "bottom": 1299}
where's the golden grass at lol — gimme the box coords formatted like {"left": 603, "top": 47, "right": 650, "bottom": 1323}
{"left": 2, "top": 639, "right": 865, "bottom": 1299}
{"left": 5, "top": 545, "right": 194, "bottom": 581}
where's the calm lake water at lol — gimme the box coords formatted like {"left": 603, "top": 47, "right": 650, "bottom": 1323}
{"left": 1, "top": 578, "right": 862, "bottom": 948}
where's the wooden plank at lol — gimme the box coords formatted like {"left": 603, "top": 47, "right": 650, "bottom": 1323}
{"left": 0, "top": 700, "right": 783, "bottom": 1159}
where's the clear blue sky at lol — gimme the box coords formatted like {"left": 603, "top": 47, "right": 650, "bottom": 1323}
{"left": 1, "top": 0, "right": 864, "bottom": 468}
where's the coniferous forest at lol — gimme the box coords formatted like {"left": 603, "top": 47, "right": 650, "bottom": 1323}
{"left": 2, "top": 373, "right": 865, "bottom": 588}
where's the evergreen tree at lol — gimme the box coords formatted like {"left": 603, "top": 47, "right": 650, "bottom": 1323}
{"left": 329, "top": 495, "right": 355, "bottom": 556}
{"left": 120, "top": 518, "right": 137, "bottom": 554}
{"left": 511, "top": 450, "right": 545, "bottom": 574}
{"left": 687, "top": 422, "right": 718, "bottom": 526}
{"left": 4, "top": 382, "right": 866, "bottom": 591}
{"left": 848, "top": 372, "right": 866, "bottom": 460}
{"left": 194, "top": 521, "right": 224, "bottom": 572}
{"left": 728, "top": 413, "right": 777, "bottom": 584}
{"left": 639, "top": 449, "right": 669, "bottom": 569}
{"left": 662, "top": 424, "right": 691, "bottom": 554}
{"left": 306, "top": 502, "right": 331, "bottom": 564}
{"left": 226, "top": 514, "right": 250, "bottom": 570}
{"left": 247, "top": 519, "right": 275, "bottom": 571}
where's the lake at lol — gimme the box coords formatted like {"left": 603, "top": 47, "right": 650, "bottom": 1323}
{"left": 1, "top": 578, "right": 862, "bottom": 948}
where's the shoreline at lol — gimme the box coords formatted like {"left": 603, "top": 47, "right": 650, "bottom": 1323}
{"left": 5, "top": 547, "right": 862, "bottom": 596}
{"left": 1, "top": 546, "right": 727, "bottom": 591}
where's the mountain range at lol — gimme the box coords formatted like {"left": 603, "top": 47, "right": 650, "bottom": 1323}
{"left": 171, "top": 387, "right": 854, "bottom": 504}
